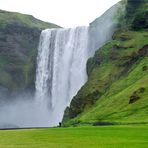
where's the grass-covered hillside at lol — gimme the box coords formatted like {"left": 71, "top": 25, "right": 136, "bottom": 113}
{"left": 63, "top": 0, "right": 148, "bottom": 126}
{"left": 0, "top": 10, "right": 59, "bottom": 29}
{"left": 0, "top": 10, "right": 60, "bottom": 98}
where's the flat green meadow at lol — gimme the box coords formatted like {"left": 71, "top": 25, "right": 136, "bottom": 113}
{"left": 0, "top": 125, "right": 148, "bottom": 148}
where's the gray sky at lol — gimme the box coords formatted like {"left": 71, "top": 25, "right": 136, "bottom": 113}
{"left": 0, "top": 0, "right": 120, "bottom": 28}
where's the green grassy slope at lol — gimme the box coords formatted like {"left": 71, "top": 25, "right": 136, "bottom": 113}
{"left": 0, "top": 9, "right": 60, "bottom": 29}
{"left": 64, "top": 30, "right": 148, "bottom": 126}
{"left": 63, "top": 0, "right": 148, "bottom": 126}
{"left": 0, "top": 125, "right": 148, "bottom": 148}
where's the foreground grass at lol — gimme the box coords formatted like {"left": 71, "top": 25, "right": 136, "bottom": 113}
{"left": 0, "top": 125, "right": 148, "bottom": 148}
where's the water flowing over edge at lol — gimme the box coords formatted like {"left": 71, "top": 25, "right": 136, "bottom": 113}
{"left": 0, "top": 2, "right": 123, "bottom": 128}
{"left": 35, "top": 27, "right": 89, "bottom": 126}
{"left": 35, "top": 3, "right": 123, "bottom": 127}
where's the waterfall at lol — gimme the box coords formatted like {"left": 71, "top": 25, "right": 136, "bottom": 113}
{"left": 0, "top": 2, "right": 124, "bottom": 128}
{"left": 35, "top": 3, "right": 122, "bottom": 127}
{"left": 35, "top": 27, "right": 89, "bottom": 126}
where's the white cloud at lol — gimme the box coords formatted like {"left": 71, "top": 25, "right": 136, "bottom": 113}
{"left": 0, "top": 0, "right": 120, "bottom": 28}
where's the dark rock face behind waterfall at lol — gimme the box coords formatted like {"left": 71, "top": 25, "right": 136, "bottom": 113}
{"left": 0, "top": 10, "right": 60, "bottom": 99}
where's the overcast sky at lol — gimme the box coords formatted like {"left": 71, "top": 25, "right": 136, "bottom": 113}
{"left": 0, "top": 0, "right": 120, "bottom": 28}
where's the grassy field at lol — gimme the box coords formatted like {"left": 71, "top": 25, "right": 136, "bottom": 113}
{"left": 0, "top": 125, "right": 148, "bottom": 148}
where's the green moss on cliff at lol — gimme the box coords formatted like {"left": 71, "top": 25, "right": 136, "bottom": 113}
{"left": 126, "top": 0, "right": 148, "bottom": 30}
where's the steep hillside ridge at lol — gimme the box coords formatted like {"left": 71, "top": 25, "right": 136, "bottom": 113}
{"left": 0, "top": 10, "right": 60, "bottom": 29}
{"left": 88, "top": 1, "right": 126, "bottom": 55}
{"left": 63, "top": 0, "right": 148, "bottom": 126}
{"left": 0, "top": 10, "right": 60, "bottom": 99}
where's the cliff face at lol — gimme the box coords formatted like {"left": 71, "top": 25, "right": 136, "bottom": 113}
{"left": 88, "top": 1, "right": 126, "bottom": 55}
{"left": 63, "top": 0, "right": 148, "bottom": 126}
{"left": 0, "top": 10, "right": 60, "bottom": 99}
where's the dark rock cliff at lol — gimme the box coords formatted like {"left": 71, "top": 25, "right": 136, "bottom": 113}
{"left": 0, "top": 10, "right": 60, "bottom": 99}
